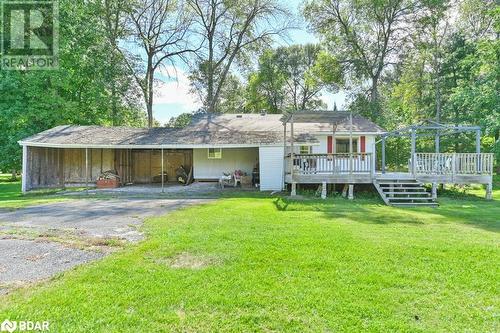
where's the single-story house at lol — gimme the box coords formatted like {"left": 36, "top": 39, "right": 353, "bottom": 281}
{"left": 18, "top": 111, "right": 383, "bottom": 192}
{"left": 18, "top": 111, "right": 493, "bottom": 205}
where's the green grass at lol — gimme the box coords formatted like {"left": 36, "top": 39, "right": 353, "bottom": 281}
{"left": 0, "top": 183, "right": 498, "bottom": 332}
{"left": 0, "top": 174, "right": 72, "bottom": 209}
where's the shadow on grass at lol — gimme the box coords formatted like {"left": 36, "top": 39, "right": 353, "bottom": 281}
{"left": 274, "top": 194, "right": 499, "bottom": 233}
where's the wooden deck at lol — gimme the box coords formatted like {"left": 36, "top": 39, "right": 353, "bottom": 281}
{"left": 285, "top": 153, "right": 494, "bottom": 186}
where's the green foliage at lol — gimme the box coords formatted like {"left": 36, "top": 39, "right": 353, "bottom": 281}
{"left": 0, "top": 0, "right": 146, "bottom": 173}
{"left": 165, "top": 113, "right": 193, "bottom": 128}
{"left": 246, "top": 44, "right": 341, "bottom": 113}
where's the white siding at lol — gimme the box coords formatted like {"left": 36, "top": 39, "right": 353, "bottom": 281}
{"left": 193, "top": 148, "right": 258, "bottom": 179}
{"left": 259, "top": 146, "right": 284, "bottom": 191}
{"left": 309, "top": 134, "right": 376, "bottom": 154}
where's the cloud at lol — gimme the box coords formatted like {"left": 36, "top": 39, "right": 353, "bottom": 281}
{"left": 154, "top": 66, "right": 201, "bottom": 113}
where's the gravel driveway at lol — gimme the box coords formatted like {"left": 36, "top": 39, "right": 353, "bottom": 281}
{"left": 0, "top": 198, "right": 210, "bottom": 292}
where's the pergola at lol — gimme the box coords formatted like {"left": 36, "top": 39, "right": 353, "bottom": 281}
{"left": 281, "top": 111, "right": 357, "bottom": 195}
{"left": 281, "top": 110, "right": 356, "bottom": 162}
{"left": 379, "top": 120, "right": 482, "bottom": 173}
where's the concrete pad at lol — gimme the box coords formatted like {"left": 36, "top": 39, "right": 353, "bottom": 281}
{"left": 0, "top": 239, "right": 103, "bottom": 283}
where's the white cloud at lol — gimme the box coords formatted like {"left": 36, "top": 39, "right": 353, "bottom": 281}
{"left": 154, "top": 66, "right": 201, "bottom": 112}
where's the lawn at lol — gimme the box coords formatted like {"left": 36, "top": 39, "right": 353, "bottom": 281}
{"left": 0, "top": 181, "right": 498, "bottom": 332}
{"left": 0, "top": 174, "right": 71, "bottom": 209}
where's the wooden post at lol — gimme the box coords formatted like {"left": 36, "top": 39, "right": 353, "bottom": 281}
{"left": 381, "top": 137, "right": 386, "bottom": 174}
{"left": 21, "top": 145, "right": 28, "bottom": 193}
{"left": 291, "top": 182, "right": 297, "bottom": 196}
{"left": 321, "top": 181, "right": 327, "bottom": 199}
{"left": 348, "top": 184, "right": 354, "bottom": 200}
{"left": 85, "top": 147, "right": 89, "bottom": 192}
{"left": 282, "top": 123, "right": 287, "bottom": 190}
{"left": 161, "top": 148, "right": 164, "bottom": 193}
{"left": 476, "top": 129, "right": 481, "bottom": 172}
{"left": 149, "top": 150, "right": 152, "bottom": 184}
{"left": 432, "top": 182, "right": 437, "bottom": 201}
{"left": 290, "top": 115, "right": 294, "bottom": 182}
{"left": 435, "top": 131, "right": 440, "bottom": 154}
{"left": 486, "top": 182, "right": 493, "bottom": 200}
{"left": 349, "top": 112, "right": 353, "bottom": 174}
{"left": 410, "top": 128, "right": 416, "bottom": 175}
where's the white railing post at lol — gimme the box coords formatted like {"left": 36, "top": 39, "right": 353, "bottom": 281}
{"left": 452, "top": 153, "right": 457, "bottom": 182}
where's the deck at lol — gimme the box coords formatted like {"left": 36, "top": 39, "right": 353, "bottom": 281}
{"left": 285, "top": 152, "right": 494, "bottom": 186}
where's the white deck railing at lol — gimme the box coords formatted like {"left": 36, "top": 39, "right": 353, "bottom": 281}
{"left": 413, "top": 153, "right": 494, "bottom": 175}
{"left": 287, "top": 153, "right": 373, "bottom": 175}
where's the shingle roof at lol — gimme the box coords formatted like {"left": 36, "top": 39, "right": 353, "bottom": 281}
{"left": 19, "top": 112, "right": 385, "bottom": 148}
{"left": 189, "top": 112, "right": 385, "bottom": 133}
{"left": 19, "top": 125, "right": 317, "bottom": 147}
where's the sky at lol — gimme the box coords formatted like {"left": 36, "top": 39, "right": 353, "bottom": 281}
{"left": 152, "top": 0, "right": 347, "bottom": 125}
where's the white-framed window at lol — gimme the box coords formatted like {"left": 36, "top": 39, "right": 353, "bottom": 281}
{"left": 208, "top": 148, "right": 222, "bottom": 159}
{"left": 299, "top": 145, "right": 311, "bottom": 154}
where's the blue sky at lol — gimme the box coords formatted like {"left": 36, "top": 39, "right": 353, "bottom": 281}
{"left": 153, "top": 0, "right": 347, "bottom": 124}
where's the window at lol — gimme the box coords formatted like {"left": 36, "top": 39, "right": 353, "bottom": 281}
{"left": 335, "top": 139, "right": 358, "bottom": 153}
{"left": 299, "top": 145, "right": 311, "bottom": 154}
{"left": 208, "top": 148, "right": 222, "bottom": 159}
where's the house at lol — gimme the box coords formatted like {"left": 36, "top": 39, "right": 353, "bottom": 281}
{"left": 18, "top": 111, "right": 493, "bottom": 205}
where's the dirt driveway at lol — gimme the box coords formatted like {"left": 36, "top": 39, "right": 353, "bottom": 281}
{"left": 0, "top": 198, "right": 210, "bottom": 293}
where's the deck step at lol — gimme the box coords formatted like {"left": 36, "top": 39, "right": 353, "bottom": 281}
{"left": 383, "top": 191, "right": 430, "bottom": 196}
{"left": 391, "top": 202, "right": 438, "bottom": 207}
{"left": 387, "top": 197, "right": 434, "bottom": 201}
{"left": 373, "top": 176, "right": 437, "bottom": 207}
{"left": 378, "top": 181, "right": 421, "bottom": 186}
{"left": 380, "top": 186, "right": 427, "bottom": 190}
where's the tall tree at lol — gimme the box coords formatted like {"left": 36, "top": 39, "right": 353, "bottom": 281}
{"left": 0, "top": 0, "right": 145, "bottom": 175}
{"left": 246, "top": 44, "right": 342, "bottom": 112}
{"left": 119, "top": 0, "right": 198, "bottom": 127}
{"left": 304, "top": 0, "right": 415, "bottom": 119}
{"left": 188, "top": 0, "right": 293, "bottom": 113}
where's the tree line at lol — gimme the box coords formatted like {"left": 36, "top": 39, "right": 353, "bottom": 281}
{"left": 0, "top": 0, "right": 498, "bottom": 175}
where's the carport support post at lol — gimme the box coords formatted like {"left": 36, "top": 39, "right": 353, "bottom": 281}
{"left": 85, "top": 148, "right": 89, "bottom": 192}
{"left": 21, "top": 145, "right": 28, "bottom": 193}
{"left": 161, "top": 148, "right": 164, "bottom": 193}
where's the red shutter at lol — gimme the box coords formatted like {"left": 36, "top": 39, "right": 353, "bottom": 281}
{"left": 327, "top": 136, "right": 333, "bottom": 153}
{"left": 360, "top": 136, "right": 366, "bottom": 153}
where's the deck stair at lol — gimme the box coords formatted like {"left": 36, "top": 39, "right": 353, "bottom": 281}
{"left": 373, "top": 177, "right": 437, "bottom": 207}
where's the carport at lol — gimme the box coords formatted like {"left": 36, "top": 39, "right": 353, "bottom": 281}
{"left": 22, "top": 146, "right": 193, "bottom": 192}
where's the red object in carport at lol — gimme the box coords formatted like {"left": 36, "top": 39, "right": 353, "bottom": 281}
{"left": 96, "top": 179, "right": 120, "bottom": 188}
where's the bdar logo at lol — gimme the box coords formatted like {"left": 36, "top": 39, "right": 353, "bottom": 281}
{"left": 0, "top": 319, "right": 17, "bottom": 333}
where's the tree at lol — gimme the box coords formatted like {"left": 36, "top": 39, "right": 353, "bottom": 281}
{"left": 304, "top": 0, "right": 415, "bottom": 119}
{"left": 188, "top": 0, "right": 293, "bottom": 113}
{"left": 0, "top": 0, "right": 145, "bottom": 175}
{"left": 165, "top": 112, "right": 193, "bottom": 128}
{"left": 119, "top": 0, "right": 198, "bottom": 127}
{"left": 246, "top": 44, "right": 342, "bottom": 113}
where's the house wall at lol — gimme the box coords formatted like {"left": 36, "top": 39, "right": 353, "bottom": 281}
{"left": 193, "top": 148, "right": 258, "bottom": 180}
{"left": 259, "top": 146, "right": 284, "bottom": 191}
{"left": 306, "top": 134, "right": 375, "bottom": 154}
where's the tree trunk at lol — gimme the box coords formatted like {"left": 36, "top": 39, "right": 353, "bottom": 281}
{"left": 147, "top": 55, "right": 154, "bottom": 127}
{"left": 370, "top": 76, "right": 380, "bottom": 120}
{"left": 11, "top": 169, "right": 17, "bottom": 181}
